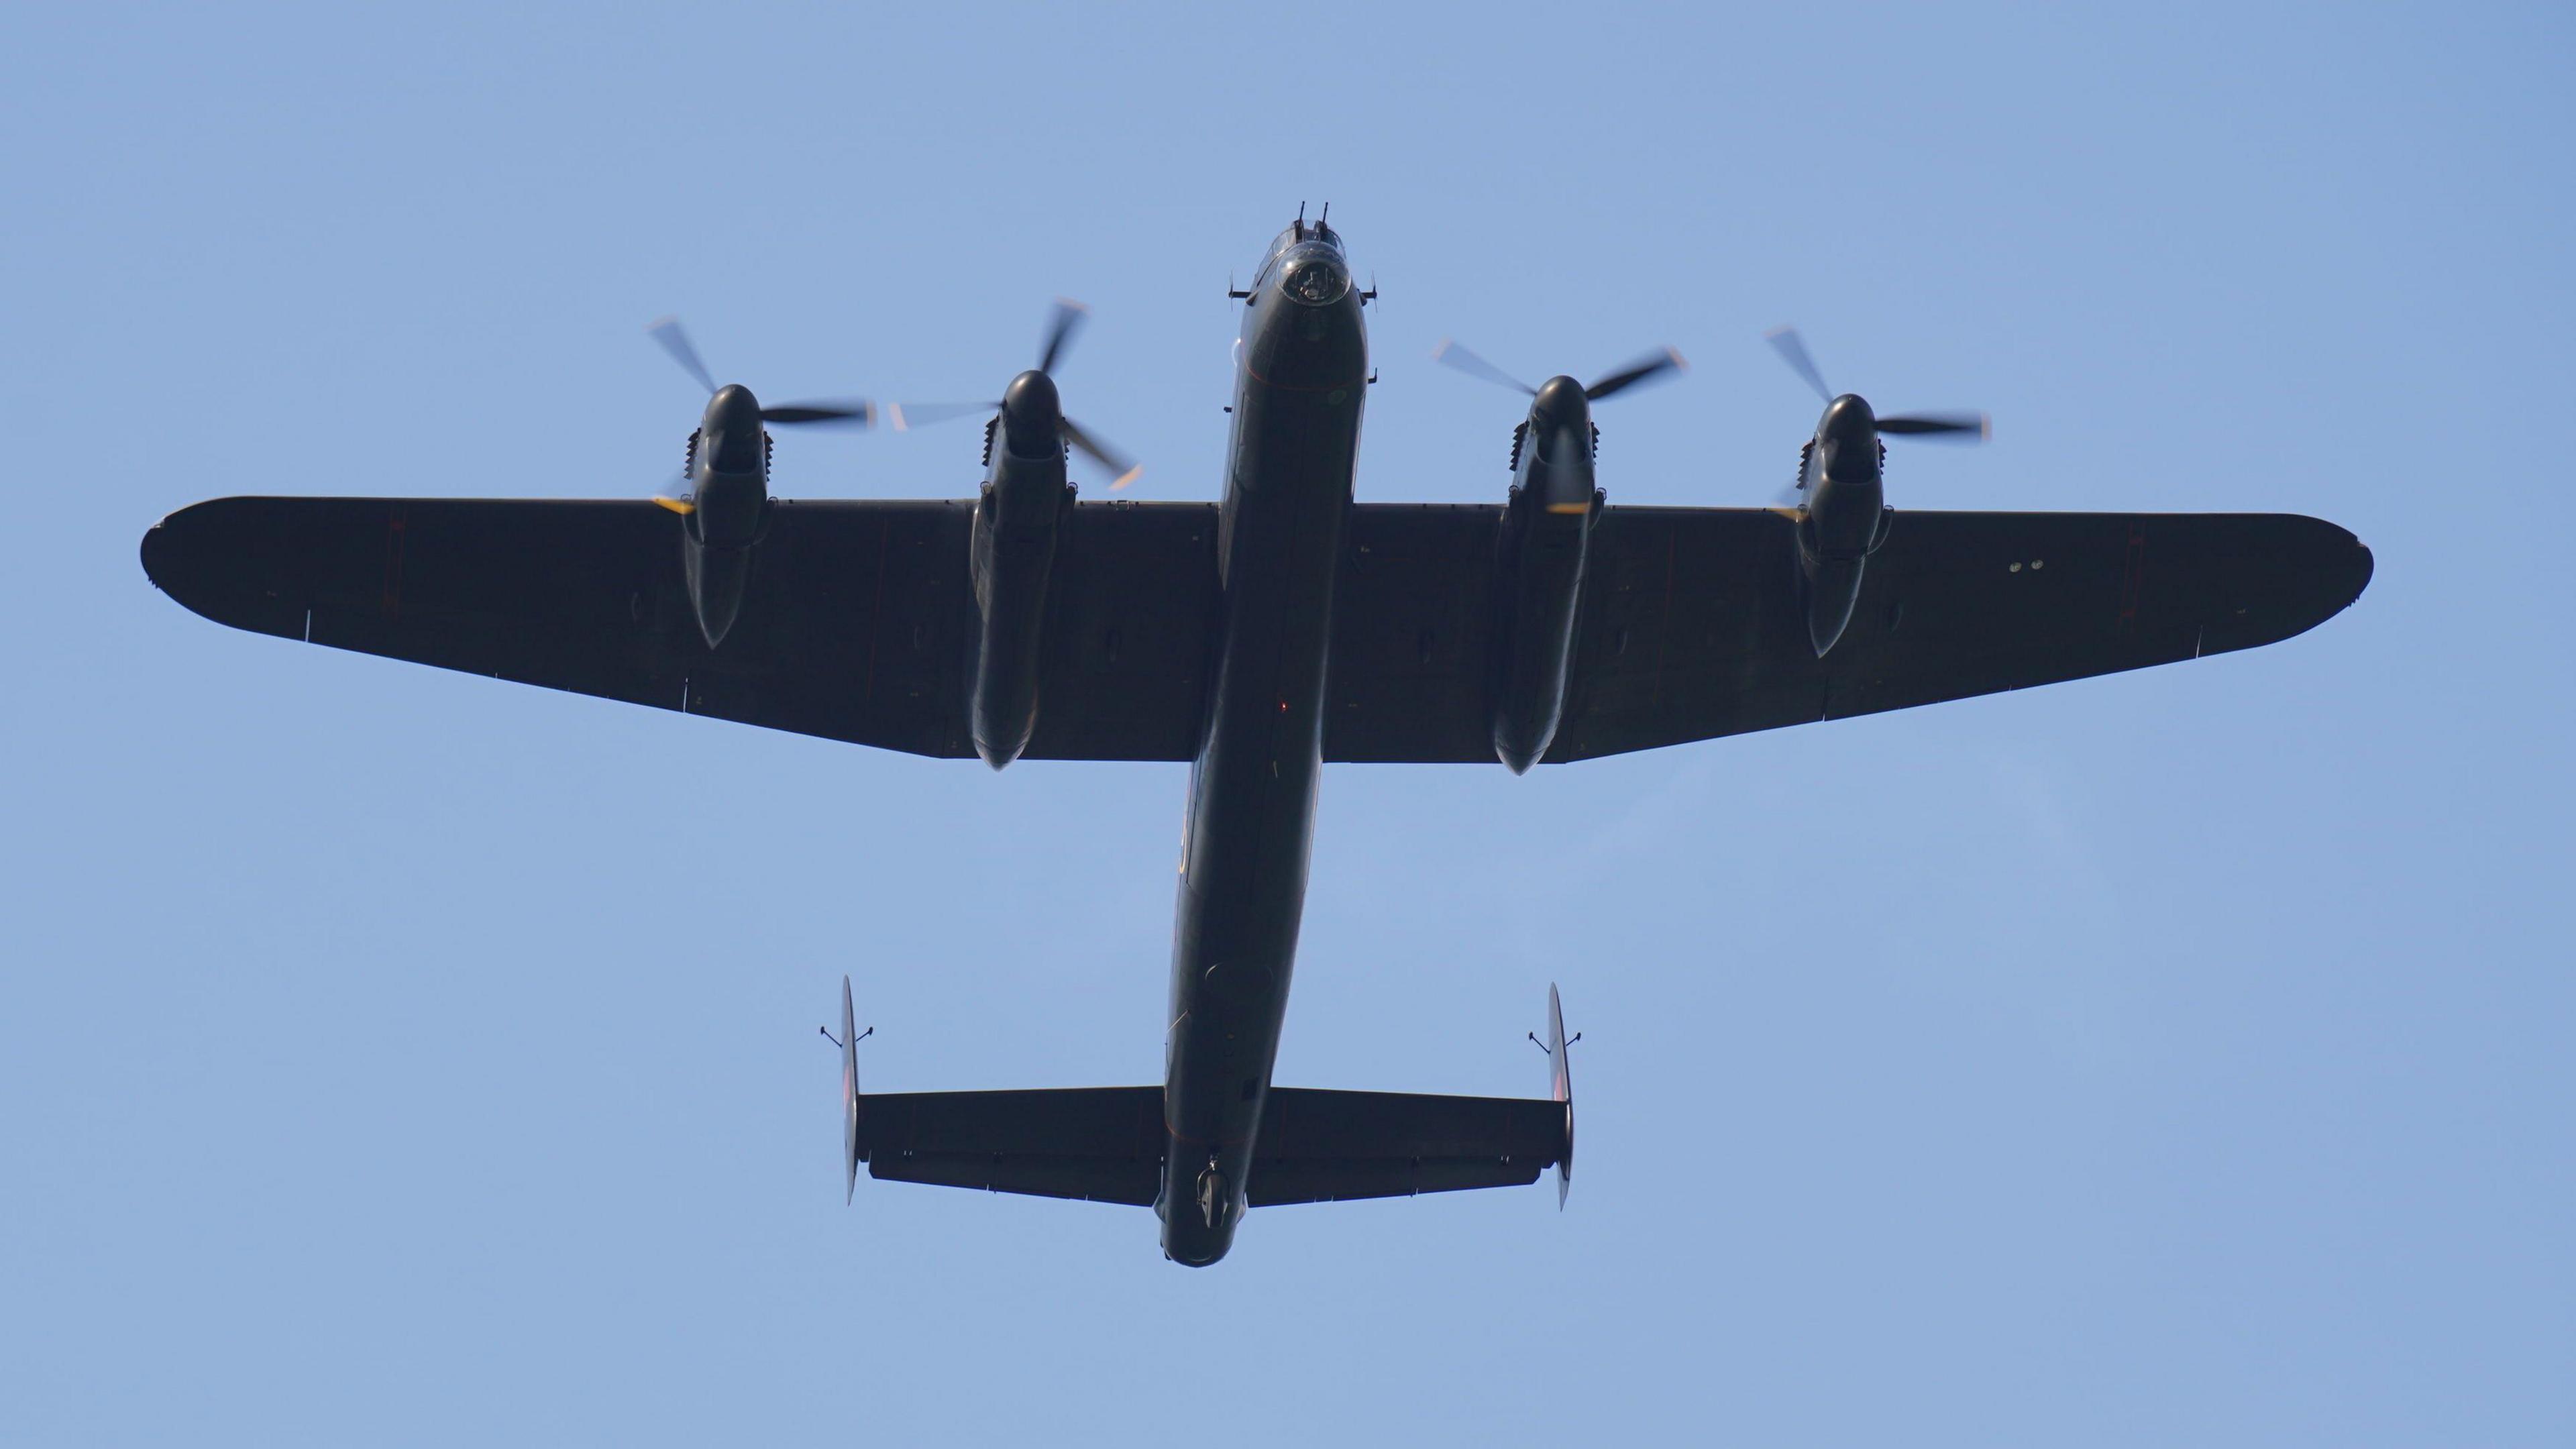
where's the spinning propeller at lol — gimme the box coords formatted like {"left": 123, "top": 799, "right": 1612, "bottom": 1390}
{"left": 1432, "top": 340, "right": 1688, "bottom": 404}
{"left": 886, "top": 299, "right": 1142, "bottom": 490}
{"left": 1764, "top": 327, "right": 1986, "bottom": 437}
{"left": 645, "top": 316, "right": 874, "bottom": 512}
{"left": 1764, "top": 326, "right": 1988, "bottom": 504}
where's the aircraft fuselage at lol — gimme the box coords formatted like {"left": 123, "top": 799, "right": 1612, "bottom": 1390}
{"left": 1161, "top": 221, "right": 1368, "bottom": 1265}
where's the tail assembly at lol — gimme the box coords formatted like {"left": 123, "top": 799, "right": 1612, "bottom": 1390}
{"left": 830, "top": 979, "right": 1578, "bottom": 1253}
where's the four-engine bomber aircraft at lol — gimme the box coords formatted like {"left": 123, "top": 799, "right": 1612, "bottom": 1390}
{"left": 138, "top": 214, "right": 2373, "bottom": 1265}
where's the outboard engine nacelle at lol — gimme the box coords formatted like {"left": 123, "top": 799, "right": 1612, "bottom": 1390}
{"left": 1794, "top": 395, "right": 1888, "bottom": 658}
{"left": 1762, "top": 327, "right": 1988, "bottom": 657}
{"left": 640, "top": 316, "right": 874, "bottom": 652}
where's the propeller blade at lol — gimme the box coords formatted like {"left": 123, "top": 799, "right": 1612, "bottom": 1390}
{"left": 881, "top": 400, "right": 999, "bottom": 432}
{"left": 1432, "top": 338, "right": 1536, "bottom": 396}
{"left": 1584, "top": 346, "right": 1688, "bottom": 402}
{"left": 1764, "top": 326, "right": 1833, "bottom": 403}
{"left": 761, "top": 399, "right": 875, "bottom": 427}
{"left": 645, "top": 317, "right": 718, "bottom": 395}
{"left": 1879, "top": 411, "right": 1990, "bottom": 439}
{"left": 1037, "top": 298, "right": 1089, "bottom": 375}
{"left": 1062, "top": 415, "right": 1142, "bottom": 491}
{"left": 652, "top": 469, "right": 696, "bottom": 515}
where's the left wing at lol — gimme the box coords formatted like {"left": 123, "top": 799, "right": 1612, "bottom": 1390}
{"left": 1326, "top": 504, "right": 2373, "bottom": 763}
{"left": 140, "top": 495, "right": 1218, "bottom": 760}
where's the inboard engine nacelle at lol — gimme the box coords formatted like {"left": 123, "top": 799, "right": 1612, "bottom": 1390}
{"left": 677, "top": 384, "right": 772, "bottom": 650}
{"left": 1432, "top": 343, "right": 1684, "bottom": 771}
{"left": 1491, "top": 376, "right": 1600, "bottom": 773}
{"left": 968, "top": 369, "right": 1075, "bottom": 769}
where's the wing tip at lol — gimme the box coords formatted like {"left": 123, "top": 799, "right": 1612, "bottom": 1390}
{"left": 2191, "top": 514, "right": 2376, "bottom": 657}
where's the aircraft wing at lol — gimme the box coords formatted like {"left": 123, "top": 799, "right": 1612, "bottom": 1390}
{"left": 851, "top": 1086, "right": 1568, "bottom": 1207}
{"left": 140, "top": 495, "right": 1218, "bottom": 761}
{"left": 1324, "top": 504, "right": 2374, "bottom": 763}
{"left": 144, "top": 496, "right": 2367, "bottom": 767}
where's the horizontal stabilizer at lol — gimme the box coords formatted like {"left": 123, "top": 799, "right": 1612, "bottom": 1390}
{"left": 853, "top": 1085, "right": 1569, "bottom": 1210}
{"left": 1250, "top": 1087, "right": 1568, "bottom": 1205}
{"left": 861, "top": 1087, "right": 1163, "bottom": 1205}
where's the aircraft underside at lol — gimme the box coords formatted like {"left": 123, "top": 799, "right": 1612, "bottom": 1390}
{"left": 137, "top": 213, "right": 2371, "bottom": 1265}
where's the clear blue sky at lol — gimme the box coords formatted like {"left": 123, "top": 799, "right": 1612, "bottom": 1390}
{"left": 4, "top": 3, "right": 2569, "bottom": 1444}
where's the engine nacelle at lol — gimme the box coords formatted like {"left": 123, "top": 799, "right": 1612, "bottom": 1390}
{"left": 1491, "top": 378, "right": 1599, "bottom": 772}
{"left": 682, "top": 520, "right": 757, "bottom": 650}
{"left": 678, "top": 384, "right": 773, "bottom": 649}
{"left": 967, "top": 371, "right": 1074, "bottom": 768}
{"left": 1794, "top": 396, "right": 1889, "bottom": 657}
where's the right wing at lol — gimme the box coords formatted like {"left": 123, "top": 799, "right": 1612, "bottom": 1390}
{"left": 140, "top": 495, "right": 1219, "bottom": 761}
{"left": 1326, "top": 504, "right": 2373, "bottom": 763}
